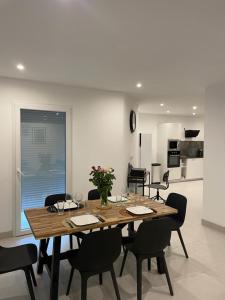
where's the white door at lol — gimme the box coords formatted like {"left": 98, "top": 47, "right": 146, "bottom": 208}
{"left": 140, "top": 133, "right": 152, "bottom": 171}
{"left": 15, "top": 105, "right": 71, "bottom": 235}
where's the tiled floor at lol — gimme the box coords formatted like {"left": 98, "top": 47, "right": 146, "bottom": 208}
{"left": 1, "top": 180, "right": 225, "bottom": 300}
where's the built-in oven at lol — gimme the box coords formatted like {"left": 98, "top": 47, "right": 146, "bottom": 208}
{"left": 167, "top": 150, "right": 181, "bottom": 168}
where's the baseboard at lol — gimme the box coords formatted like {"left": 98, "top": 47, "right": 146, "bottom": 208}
{"left": 202, "top": 219, "right": 225, "bottom": 233}
{"left": 0, "top": 231, "right": 13, "bottom": 239}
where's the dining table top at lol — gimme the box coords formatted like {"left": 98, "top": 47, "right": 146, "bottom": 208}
{"left": 25, "top": 194, "right": 177, "bottom": 240}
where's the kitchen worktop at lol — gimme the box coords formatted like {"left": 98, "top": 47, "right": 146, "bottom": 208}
{"left": 181, "top": 156, "right": 204, "bottom": 159}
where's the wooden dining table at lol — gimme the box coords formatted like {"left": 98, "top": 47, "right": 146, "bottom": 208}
{"left": 25, "top": 194, "right": 177, "bottom": 300}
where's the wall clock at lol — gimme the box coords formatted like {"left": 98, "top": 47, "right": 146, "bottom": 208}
{"left": 130, "top": 110, "right": 136, "bottom": 133}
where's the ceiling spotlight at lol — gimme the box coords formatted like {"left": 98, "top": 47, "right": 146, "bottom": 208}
{"left": 192, "top": 112, "right": 196, "bottom": 116}
{"left": 16, "top": 63, "right": 25, "bottom": 71}
{"left": 160, "top": 103, "right": 164, "bottom": 107}
{"left": 136, "top": 82, "right": 142, "bottom": 88}
{"left": 192, "top": 106, "right": 197, "bottom": 110}
{"left": 166, "top": 110, "right": 170, "bottom": 113}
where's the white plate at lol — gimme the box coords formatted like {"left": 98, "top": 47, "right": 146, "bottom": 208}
{"left": 54, "top": 201, "right": 77, "bottom": 210}
{"left": 108, "top": 196, "right": 127, "bottom": 203}
{"left": 126, "top": 206, "right": 153, "bottom": 215}
{"left": 70, "top": 214, "right": 99, "bottom": 226}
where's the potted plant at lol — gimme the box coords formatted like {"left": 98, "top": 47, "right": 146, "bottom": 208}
{"left": 89, "top": 166, "right": 116, "bottom": 207}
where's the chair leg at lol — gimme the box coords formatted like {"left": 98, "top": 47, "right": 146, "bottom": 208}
{"left": 81, "top": 274, "right": 88, "bottom": 300}
{"left": 29, "top": 266, "right": 37, "bottom": 287}
{"left": 156, "top": 256, "right": 165, "bottom": 274}
{"left": 99, "top": 273, "right": 103, "bottom": 285}
{"left": 77, "top": 237, "right": 81, "bottom": 248}
{"left": 24, "top": 268, "right": 35, "bottom": 300}
{"left": 162, "top": 256, "right": 173, "bottom": 296}
{"left": 136, "top": 258, "right": 143, "bottom": 300}
{"left": 69, "top": 235, "right": 73, "bottom": 250}
{"left": 119, "top": 248, "right": 128, "bottom": 276}
{"left": 66, "top": 268, "right": 75, "bottom": 296}
{"left": 110, "top": 267, "right": 121, "bottom": 300}
{"left": 156, "top": 189, "right": 159, "bottom": 200}
{"left": 177, "top": 229, "right": 189, "bottom": 258}
{"left": 147, "top": 258, "right": 151, "bottom": 271}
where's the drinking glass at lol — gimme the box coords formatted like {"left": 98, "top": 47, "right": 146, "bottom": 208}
{"left": 116, "top": 195, "right": 122, "bottom": 206}
{"left": 121, "top": 187, "right": 129, "bottom": 204}
{"left": 83, "top": 200, "right": 90, "bottom": 214}
{"left": 74, "top": 192, "right": 83, "bottom": 208}
{"left": 57, "top": 201, "right": 64, "bottom": 215}
{"left": 66, "top": 199, "right": 73, "bottom": 214}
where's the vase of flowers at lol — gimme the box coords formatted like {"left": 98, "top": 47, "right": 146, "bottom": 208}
{"left": 89, "top": 166, "right": 116, "bottom": 207}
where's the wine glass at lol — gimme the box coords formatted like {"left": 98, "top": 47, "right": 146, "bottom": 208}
{"left": 74, "top": 192, "right": 83, "bottom": 208}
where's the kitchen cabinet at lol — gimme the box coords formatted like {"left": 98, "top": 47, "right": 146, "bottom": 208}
{"left": 157, "top": 123, "right": 182, "bottom": 180}
{"left": 185, "top": 158, "right": 203, "bottom": 179}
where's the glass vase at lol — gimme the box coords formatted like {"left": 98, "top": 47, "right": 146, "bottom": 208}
{"left": 100, "top": 190, "right": 108, "bottom": 207}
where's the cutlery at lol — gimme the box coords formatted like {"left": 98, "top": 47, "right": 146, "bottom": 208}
{"left": 65, "top": 219, "right": 75, "bottom": 228}
{"left": 95, "top": 215, "right": 105, "bottom": 222}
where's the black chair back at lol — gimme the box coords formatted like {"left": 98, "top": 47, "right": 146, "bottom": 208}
{"left": 163, "top": 170, "right": 170, "bottom": 188}
{"left": 75, "top": 228, "right": 121, "bottom": 272}
{"left": 88, "top": 189, "right": 111, "bottom": 200}
{"left": 45, "top": 193, "right": 71, "bottom": 206}
{"left": 166, "top": 193, "right": 187, "bottom": 226}
{"left": 132, "top": 218, "right": 171, "bottom": 255}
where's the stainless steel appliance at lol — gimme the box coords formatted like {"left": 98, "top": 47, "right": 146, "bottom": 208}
{"left": 167, "top": 150, "right": 181, "bottom": 168}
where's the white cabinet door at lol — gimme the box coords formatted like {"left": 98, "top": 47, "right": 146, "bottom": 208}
{"left": 186, "top": 158, "right": 203, "bottom": 179}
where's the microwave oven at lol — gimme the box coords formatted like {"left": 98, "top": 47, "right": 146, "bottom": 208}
{"left": 168, "top": 139, "right": 180, "bottom": 150}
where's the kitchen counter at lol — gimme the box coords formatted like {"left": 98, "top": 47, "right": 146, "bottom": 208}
{"left": 181, "top": 156, "right": 204, "bottom": 159}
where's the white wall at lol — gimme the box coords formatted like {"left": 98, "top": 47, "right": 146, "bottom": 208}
{"left": 203, "top": 84, "right": 225, "bottom": 227}
{"left": 0, "top": 77, "right": 139, "bottom": 234}
{"left": 139, "top": 113, "right": 204, "bottom": 163}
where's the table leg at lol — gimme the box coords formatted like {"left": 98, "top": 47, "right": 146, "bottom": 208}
{"left": 37, "top": 239, "right": 47, "bottom": 274}
{"left": 142, "top": 178, "right": 144, "bottom": 196}
{"left": 50, "top": 236, "right": 61, "bottom": 300}
{"left": 128, "top": 222, "right": 134, "bottom": 236}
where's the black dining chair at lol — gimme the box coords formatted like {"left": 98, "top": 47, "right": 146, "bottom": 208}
{"left": 66, "top": 228, "right": 122, "bottom": 300}
{"left": 0, "top": 243, "right": 37, "bottom": 300}
{"left": 88, "top": 189, "right": 111, "bottom": 200}
{"left": 120, "top": 218, "right": 174, "bottom": 300}
{"left": 75, "top": 189, "right": 113, "bottom": 285}
{"left": 166, "top": 192, "right": 189, "bottom": 258}
{"left": 44, "top": 193, "right": 75, "bottom": 250}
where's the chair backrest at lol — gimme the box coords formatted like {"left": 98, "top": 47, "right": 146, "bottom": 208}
{"left": 88, "top": 189, "right": 111, "bottom": 200}
{"left": 166, "top": 193, "right": 187, "bottom": 226}
{"left": 45, "top": 193, "right": 71, "bottom": 206}
{"left": 75, "top": 228, "right": 122, "bottom": 272}
{"left": 163, "top": 170, "right": 170, "bottom": 188}
{"left": 132, "top": 218, "right": 172, "bottom": 255}
{"left": 128, "top": 162, "right": 133, "bottom": 175}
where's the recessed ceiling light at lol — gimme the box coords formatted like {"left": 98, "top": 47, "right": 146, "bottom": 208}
{"left": 192, "top": 112, "right": 196, "bottom": 116}
{"left": 136, "top": 82, "right": 142, "bottom": 88}
{"left": 166, "top": 110, "right": 170, "bottom": 113}
{"left": 192, "top": 106, "right": 197, "bottom": 110}
{"left": 160, "top": 103, "right": 164, "bottom": 107}
{"left": 16, "top": 63, "right": 25, "bottom": 71}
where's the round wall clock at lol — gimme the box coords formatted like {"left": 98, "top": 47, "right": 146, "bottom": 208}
{"left": 130, "top": 110, "right": 136, "bottom": 133}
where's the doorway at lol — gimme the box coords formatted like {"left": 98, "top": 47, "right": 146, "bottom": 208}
{"left": 15, "top": 106, "right": 71, "bottom": 235}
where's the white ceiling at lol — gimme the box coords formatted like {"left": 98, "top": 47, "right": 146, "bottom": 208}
{"left": 1, "top": 0, "right": 225, "bottom": 115}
